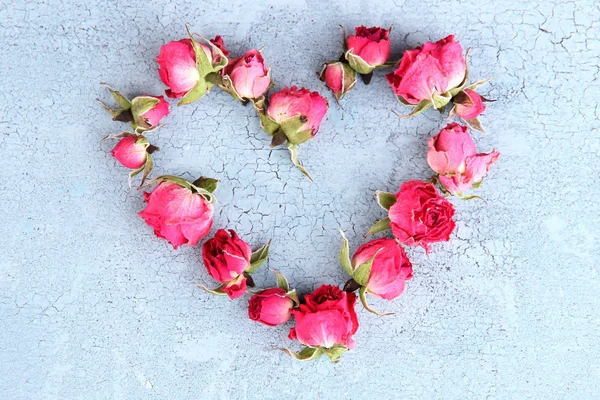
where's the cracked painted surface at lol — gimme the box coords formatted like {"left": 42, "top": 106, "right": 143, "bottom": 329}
{"left": 1, "top": 0, "right": 599, "bottom": 399}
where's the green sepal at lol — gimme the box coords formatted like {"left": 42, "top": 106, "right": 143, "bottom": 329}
{"left": 359, "top": 287, "right": 394, "bottom": 316}
{"left": 470, "top": 179, "right": 484, "bottom": 190}
{"left": 195, "top": 283, "right": 228, "bottom": 296}
{"left": 364, "top": 217, "right": 391, "bottom": 236}
{"left": 339, "top": 229, "right": 353, "bottom": 276}
{"left": 97, "top": 99, "right": 123, "bottom": 118}
{"left": 394, "top": 99, "right": 432, "bottom": 118}
{"left": 278, "top": 346, "right": 323, "bottom": 361}
{"left": 253, "top": 97, "right": 280, "bottom": 135}
{"left": 321, "top": 344, "right": 348, "bottom": 363}
{"left": 279, "top": 115, "right": 312, "bottom": 145}
{"left": 286, "top": 289, "right": 300, "bottom": 306}
{"left": 375, "top": 191, "right": 396, "bottom": 210}
{"left": 455, "top": 192, "right": 486, "bottom": 202}
{"left": 131, "top": 96, "right": 160, "bottom": 129}
{"left": 149, "top": 175, "right": 216, "bottom": 204}
{"left": 351, "top": 251, "right": 379, "bottom": 286}
{"left": 270, "top": 129, "right": 287, "bottom": 147}
{"left": 463, "top": 117, "right": 485, "bottom": 133}
{"left": 193, "top": 176, "right": 220, "bottom": 193}
{"left": 246, "top": 241, "right": 271, "bottom": 273}
{"left": 271, "top": 269, "right": 289, "bottom": 292}
{"left": 431, "top": 91, "right": 452, "bottom": 110}
{"left": 345, "top": 50, "right": 375, "bottom": 74}
{"left": 101, "top": 84, "right": 131, "bottom": 109}
{"left": 288, "top": 144, "right": 313, "bottom": 181}
{"left": 464, "top": 78, "right": 491, "bottom": 91}
{"left": 178, "top": 79, "right": 208, "bottom": 106}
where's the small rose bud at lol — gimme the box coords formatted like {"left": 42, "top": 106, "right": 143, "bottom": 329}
{"left": 453, "top": 89, "right": 486, "bottom": 120}
{"left": 351, "top": 238, "right": 413, "bottom": 301}
{"left": 387, "top": 35, "right": 466, "bottom": 107}
{"left": 248, "top": 288, "right": 294, "bottom": 326}
{"left": 110, "top": 135, "right": 149, "bottom": 169}
{"left": 388, "top": 180, "right": 456, "bottom": 253}
{"left": 345, "top": 26, "right": 391, "bottom": 74}
{"left": 289, "top": 285, "right": 358, "bottom": 350}
{"left": 138, "top": 178, "right": 214, "bottom": 249}
{"left": 202, "top": 229, "right": 253, "bottom": 299}
{"left": 131, "top": 95, "right": 170, "bottom": 129}
{"left": 427, "top": 123, "right": 499, "bottom": 193}
{"left": 266, "top": 86, "right": 328, "bottom": 144}
{"left": 222, "top": 49, "right": 271, "bottom": 100}
{"left": 319, "top": 62, "right": 357, "bottom": 101}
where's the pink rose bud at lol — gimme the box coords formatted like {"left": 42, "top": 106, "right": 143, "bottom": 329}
{"left": 289, "top": 285, "right": 359, "bottom": 351}
{"left": 319, "top": 62, "right": 357, "bottom": 101}
{"left": 267, "top": 86, "right": 328, "bottom": 144}
{"left": 138, "top": 179, "right": 214, "bottom": 249}
{"left": 453, "top": 89, "right": 486, "bottom": 120}
{"left": 202, "top": 229, "right": 253, "bottom": 300}
{"left": 346, "top": 26, "right": 391, "bottom": 74}
{"left": 222, "top": 49, "right": 271, "bottom": 100}
{"left": 248, "top": 288, "right": 294, "bottom": 326}
{"left": 130, "top": 95, "right": 170, "bottom": 130}
{"left": 388, "top": 180, "right": 456, "bottom": 253}
{"left": 386, "top": 35, "right": 466, "bottom": 107}
{"left": 351, "top": 238, "right": 413, "bottom": 301}
{"left": 157, "top": 36, "right": 229, "bottom": 99}
{"left": 110, "top": 135, "right": 149, "bottom": 170}
{"left": 427, "top": 123, "right": 499, "bottom": 193}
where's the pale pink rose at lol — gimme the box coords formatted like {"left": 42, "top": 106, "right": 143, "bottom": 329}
{"left": 223, "top": 49, "right": 270, "bottom": 99}
{"left": 454, "top": 89, "right": 486, "bottom": 120}
{"left": 267, "top": 86, "right": 328, "bottom": 137}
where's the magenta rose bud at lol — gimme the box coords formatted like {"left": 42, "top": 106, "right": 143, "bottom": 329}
{"left": 346, "top": 26, "right": 391, "bottom": 74}
{"left": 202, "top": 229, "right": 253, "bottom": 300}
{"left": 136, "top": 95, "right": 169, "bottom": 127}
{"left": 138, "top": 180, "right": 214, "bottom": 249}
{"left": 222, "top": 49, "right": 271, "bottom": 100}
{"left": 386, "top": 35, "right": 466, "bottom": 107}
{"left": 453, "top": 89, "right": 486, "bottom": 120}
{"left": 388, "top": 180, "right": 456, "bottom": 253}
{"left": 289, "top": 285, "right": 358, "bottom": 350}
{"left": 351, "top": 238, "right": 413, "bottom": 301}
{"left": 267, "top": 86, "right": 328, "bottom": 144}
{"left": 248, "top": 288, "right": 294, "bottom": 326}
{"left": 427, "top": 123, "right": 499, "bottom": 193}
{"left": 110, "top": 135, "right": 149, "bottom": 169}
{"left": 319, "top": 62, "right": 357, "bottom": 102}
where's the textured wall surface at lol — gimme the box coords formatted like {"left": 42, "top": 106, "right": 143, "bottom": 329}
{"left": 1, "top": 0, "right": 599, "bottom": 399}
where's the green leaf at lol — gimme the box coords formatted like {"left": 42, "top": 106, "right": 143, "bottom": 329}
{"left": 394, "top": 99, "right": 432, "bottom": 119}
{"left": 271, "top": 269, "right": 289, "bottom": 292}
{"left": 278, "top": 346, "right": 323, "bottom": 361}
{"left": 102, "top": 84, "right": 131, "bottom": 109}
{"left": 321, "top": 344, "right": 348, "bottom": 363}
{"left": 247, "top": 241, "right": 271, "bottom": 273}
{"left": 339, "top": 229, "right": 353, "bottom": 276}
{"left": 195, "top": 283, "right": 228, "bottom": 296}
{"left": 375, "top": 191, "right": 396, "bottom": 210}
{"left": 178, "top": 79, "right": 208, "bottom": 106}
{"left": 192, "top": 176, "right": 219, "bottom": 193}
{"left": 431, "top": 91, "right": 452, "bottom": 109}
{"left": 345, "top": 50, "right": 375, "bottom": 74}
{"left": 364, "top": 217, "right": 391, "bottom": 236}
{"left": 288, "top": 144, "right": 313, "bottom": 181}
{"left": 358, "top": 287, "right": 394, "bottom": 316}
{"left": 351, "top": 251, "right": 378, "bottom": 286}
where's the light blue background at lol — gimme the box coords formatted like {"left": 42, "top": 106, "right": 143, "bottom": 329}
{"left": 1, "top": 0, "right": 598, "bottom": 399}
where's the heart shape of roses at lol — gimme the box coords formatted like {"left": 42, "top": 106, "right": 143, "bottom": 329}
{"left": 100, "top": 25, "right": 499, "bottom": 363}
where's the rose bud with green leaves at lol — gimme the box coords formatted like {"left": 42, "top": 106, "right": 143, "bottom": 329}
{"left": 199, "top": 229, "right": 270, "bottom": 300}
{"left": 138, "top": 175, "right": 217, "bottom": 249}
{"left": 450, "top": 88, "right": 492, "bottom": 132}
{"left": 345, "top": 26, "right": 391, "bottom": 75}
{"left": 254, "top": 86, "right": 328, "bottom": 180}
{"left": 386, "top": 35, "right": 468, "bottom": 117}
{"left": 427, "top": 123, "right": 499, "bottom": 196}
{"left": 221, "top": 49, "right": 272, "bottom": 102}
{"left": 318, "top": 61, "right": 357, "bottom": 102}
{"left": 105, "top": 132, "right": 157, "bottom": 187}
{"left": 367, "top": 180, "right": 456, "bottom": 254}
{"left": 98, "top": 85, "right": 169, "bottom": 132}
{"left": 282, "top": 284, "right": 359, "bottom": 363}
{"left": 248, "top": 270, "right": 298, "bottom": 326}
{"left": 339, "top": 232, "right": 413, "bottom": 315}
{"left": 157, "top": 30, "right": 229, "bottom": 105}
